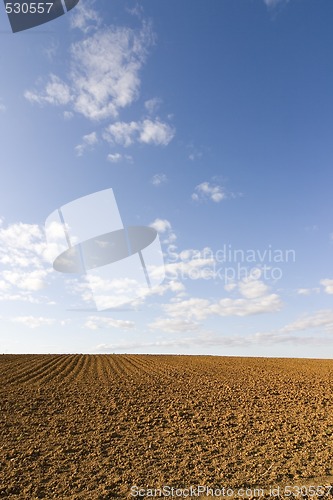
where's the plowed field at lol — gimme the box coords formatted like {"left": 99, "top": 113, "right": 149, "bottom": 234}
{"left": 0, "top": 355, "right": 333, "bottom": 499}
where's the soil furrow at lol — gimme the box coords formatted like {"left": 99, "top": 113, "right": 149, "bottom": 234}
{"left": 6, "top": 355, "right": 66, "bottom": 385}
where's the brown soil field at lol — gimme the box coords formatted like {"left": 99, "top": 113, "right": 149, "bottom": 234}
{"left": 0, "top": 355, "right": 333, "bottom": 499}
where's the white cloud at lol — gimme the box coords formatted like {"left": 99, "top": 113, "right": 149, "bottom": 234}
{"left": 224, "top": 282, "right": 237, "bottom": 292}
{"left": 95, "top": 309, "right": 333, "bottom": 352}
{"left": 0, "top": 280, "right": 9, "bottom": 291}
{"left": 64, "top": 111, "right": 74, "bottom": 120}
{"left": 320, "top": 279, "right": 333, "bottom": 295}
{"left": 151, "top": 173, "right": 167, "bottom": 186}
{"left": 192, "top": 181, "right": 241, "bottom": 203}
{"left": 149, "top": 317, "right": 201, "bottom": 333}
{"left": 125, "top": 3, "right": 144, "bottom": 19}
{"left": 94, "top": 337, "right": 197, "bottom": 352}
{"left": 82, "top": 132, "right": 98, "bottom": 145}
{"left": 75, "top": 131, "right": 98, "bottom": 156}
{"left": 43, "top": 40, "right": 59, "bottom": 61}
{"left": 84, "top": 316, "right": 135, "bottom": 330}
{"left": 70, "top": 0, "right": 101, "bottom": 33}
{"left": 0, "top": 293, "right": 48, "bottom": 304}
{"left": 145, "top": 97, "right": 162, "bottom": 114}
{"left": 209, "top": 294, "right": 282, "bottom": 317}
{"left": 25, "top": 74, "right": 72, "bottom": 106}
{"left": 115, "top": 309, "right": 333, "bottom": 353}
{"left": 187, "top": 144, "right": 203, "bottom": 161}
{"left": 297, "top": 287, "right": 320, "bottom": 296}
{"left": 189, "top": 152, "right": 201, "bottom": 161}
{"left": 103, "top": 119, "right": 175, "bottom": 147}
{"left": 150, "top": 218, "right": 176, "bottom": 246}
{"left": 2, "top": 269, "right": 49, "bottom": 291}
{"left": 107, "top": 153, "right": 122, "bottom": 162}
{"left": 74, "top": 275, "right": 150, "bottom": 309}
{"left": 95, "top": 328, "right": 333, "bottom": 353}
{"left": 150, "top": 219, "right": 171, "bottom": 233}
{"left": 164, "top": 257, "right": 215, "bottom": 282}
{"left": 0, "top": 102, "right": 6, "bottom": 113}
{"left": 25, "top": 23, "right": 154, "bottom": 121}
{"left": 135, "top": 308, "right": 333, "bottom": 348}
{"left": 139, "top": 119, "right": 174, "bottom": 145}
{"left": 162, "top": 291, "right": 282, "bottom": 321}
{"left": 297, "top": 288, "right": 311, "bottom": 296}
{"left": 103, "top": 121, "right": 138, "bottom": 146}
{"left": 166, "top": 280, "right": 186, "bottom": 294}
{"left": 0, "top": 221, "right": 52, "bottom": 303}
{"left": 192, "top": 181, "right": 226, "bottom": 203}
{"left": 163, "top": 246, "right": 218, "bottom": 283}
{"left": 0, "top": 222, "right": 47, "bottom": 268}
{"left": 164, "top": 298, "right": 211, "bottom": 321}
{"left": 107, "top": 153, "right": 133, "bottom": 163}
{"left": 281, "top": 310, "right": 333, "bottom": 333}
{"left": 163, "top": 248, "right": 283, "bottom": 294}
{"left": 67, "top": 266, "right": 185, "bottom": 310}
{"left": 238, "top": 278, "right": 269, "bottom": 299}
{"left": 11, "top": 316, "right": 55, "bottom": 329}
{"left": 263, "top": 0, "right": 288, "bottom": 6}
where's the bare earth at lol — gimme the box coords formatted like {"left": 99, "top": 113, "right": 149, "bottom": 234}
{"left": 0, "top": 355, "right": 332, "bottom": 499}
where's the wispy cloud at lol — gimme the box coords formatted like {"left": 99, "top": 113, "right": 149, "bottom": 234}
{"left": 2, "top": 269, "right": 49, "bottom": 292}
{"left": 164, "top": 254, "right": 215, "bottom": 282}
{"left": 102, "top": 309, "right": 333, "bottom": 351}
{"left": 75, "top": 131, "right": 98, "bottom": 156}
{"left": 151, "top": 173, "right": 167, "bottom": 186}
{"left": 103, "top": 119, "right": 175, "bottom": 147}
{"left": 281, "top": 310, "right": 333, "bottom": 333}
{"left": 238, "top": 278, "right": 269, "bottom": 299}
{"left": 91, "top": 304, "right": 333, "bottom": 352}
{"left": 263, "top": 0, "right": 288, "bottom": 7}
{"left": 25, "top": 23, "right": 154, "bottom": 121}
{"left": 67, "top": 271, "right": 185, "bottom": 310}
{"left": 162, "top": 291, "right": 282, "bottom": 321}
{"left": 146, "top": 278, "right": 282, "bottom": 331}
{"left": 191, "top": 181, "right": 227, "bottom": 203}
{"left": 150, "top": 218, "right": 171, "bottom": 233}
{"left": 0, "top": 221, "right": 47, "bottom": 269}
{"left": 107, "top": 153, "right": 133, "bottom": 163}
{"left": 25, "top": 74, "right": 72, "bottom": 106}
{"left": 70, "top": 0, "right": 101, "bottom": 33}
{"left": 192, "top": 180, "right": 241, "bottom": 203}
{"left": 84, "top": 316, "right": 135, "bottom": 330}
{"left": 43, "top": 40, "right": 59, "bottom": 61}
{"left": 320, "top": 279, "right": 333, "bottom": 295}
{"left": 0, "top": 101, "right": 6, "bottom": 113}
{"left": 187, "top": 144, "right": 203, "bottom": 161}
{"left": 94, "top": 337, "right": 200, "bottom": 352}
{"left": 149, "top": 317, "right": 201, "bottom": 333}
{"left": 149, "top": 218, "right": 176, "bottom": 245}
{"left": 11, "top": 316, "right": 55, "bottom": 329}
{"left": 94, "top": 326, "right": 333, "bottom": 352}
{"left": 64, "top": 111, "right": 74, "bottom": 120}
{"left": 145, "top": 97, "right": 162, "bottom": 115}
{"left": 297, "top": 287, "right": 320, "bottom": 296}
{"left": 0, "top": 220, "right": 52, "bottom": 303}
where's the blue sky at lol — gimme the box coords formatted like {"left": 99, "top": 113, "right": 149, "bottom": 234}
{"left": 0, "top": 0, "right": 332, "bottom": 357}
